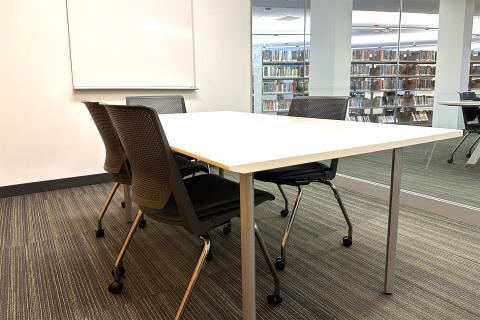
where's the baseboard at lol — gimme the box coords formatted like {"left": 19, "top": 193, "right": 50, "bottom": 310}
{"left": 0, "top": 173, "right": 113, "bottom": 198}
{"left": 334, "top": 174, "right": 480, "bottom": 226}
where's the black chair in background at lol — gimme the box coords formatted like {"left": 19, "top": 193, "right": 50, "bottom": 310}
{"left": 447, "top": 91, "right": 480, "bottom": 163}
{"left": 104, "top": 104, "right": 282, "bottom": 319}
{"left": 83, "top": 101, "right": 208, "bottom": 238}
{"left": 255, "top": 96, "right": 353, "bottom": 271}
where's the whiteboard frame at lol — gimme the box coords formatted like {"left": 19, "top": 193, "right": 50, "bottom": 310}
{"left": 65, "top": 0, "right": 197, "bottom": 90}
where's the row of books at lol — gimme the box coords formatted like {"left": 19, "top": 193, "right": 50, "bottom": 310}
{"left": 262, "top": 80, "right": 309, "bottom": 94}
{"left": 469, "top": 79, "right": 480, "bottom": 88}
{"left": 262, "top": 99, "right": 290, "bottom": 112}
{"left": 263, "top": 65, "right": 310, "bottom": 78}
{"left": 349, "top": 94, "right": 434, "bottom": 109}
{"left": 372, "top": 79, "right": 435, "bottom": 91}
{"left": 262, "top": 49, "right": 310, "bottom": 63}
{"left": 471, "top": 65, "right": 480, "bottom": 75}
{"left": 352, "top": 49, "right": 436, "bottom": 62}
{"left": 351, "top": 64, "right": 436, "bottom": 77}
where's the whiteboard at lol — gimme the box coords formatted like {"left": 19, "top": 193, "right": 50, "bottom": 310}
{"left": 66, "top": 0, "right": 196, "bottom": 89}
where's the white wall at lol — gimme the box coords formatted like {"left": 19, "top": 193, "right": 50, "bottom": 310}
{"left": 0, "top": 0, "right": 252, "bottom": 187}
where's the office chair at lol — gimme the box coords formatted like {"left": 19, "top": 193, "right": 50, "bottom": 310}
{"left": 447, "top": 91, "right": 480, "bottom": 164}
{"left": 104, "top": 104, "right": 282, "bottom": 319}
{"left": 254, "top": 96, "right": 353, "bottom": 271}
{"left": 125, "top": 95, "right": 232, "bottom": 234}
{"left": 83, "top": 101, "right": 208, "bottom": 238}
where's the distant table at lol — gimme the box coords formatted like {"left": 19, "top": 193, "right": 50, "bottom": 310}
{"left": 159, "top": 111, "right": 461, "bottom": 320}
{"left": 439, "top": 101, "right": 480, "bottom": 165}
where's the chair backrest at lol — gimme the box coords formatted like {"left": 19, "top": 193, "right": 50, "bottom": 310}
{"left": 288, "top": 96, "right": 350, "bottom": 176}
{"left": 126, "top": 95, "right": 187, "bottom": 114}
{"left": 104, "top": 104, "right": 199, "bottom": 233}
{"left": 83, "top": 101, "right": 127, "bottom": 174}
{"left": 459, "top": 91, "right": 476, "bottom": 101}
{"left": 458, "top": 92, "right": 480, "bottom": 126}
{"left": 288, "top": 96, "right": 349, "bottom": 120}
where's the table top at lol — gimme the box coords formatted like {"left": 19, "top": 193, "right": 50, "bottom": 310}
{"left": 159, "top": 111, "right": 462, "bottom": 174}
{"left": 439, "top": 101, "right": 480, "bottom": 107}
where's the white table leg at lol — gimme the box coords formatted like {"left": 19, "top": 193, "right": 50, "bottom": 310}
{"left": 466, "top": 142, "right": 480, "bottom": 166}
{"left": 385, "top": 148, "right": 403, "bottom": 294}
{"left": 239, "top": 173, "right": 256, "bottom": 320}
{"left": 123, "top": 184, "right": 134, "bottom": 223}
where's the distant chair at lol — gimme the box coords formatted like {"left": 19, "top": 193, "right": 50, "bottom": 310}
{"left": 254, "top": 96, "right": 353, "bottom": 271}
{"left": 104, "top": 104, "right": 282, "bottom": 318}
{"left": 447, "top": 91, "right": 480, "bottom": 164}
{"left": 126, "top": 95, "right": 187, "bottom": 114}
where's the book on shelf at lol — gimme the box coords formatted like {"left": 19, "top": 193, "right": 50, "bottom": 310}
{"left": 351, "top": 49, "right": 436, "bottom": 62}
{"left": 262, "top": 49, "right": 310, "bottom": 63}
{"left": 263, "top": 65, "right": 310, "bottom": 78}
{"left": 263, "top": 79, "right": 309, "bottom": 94}
{"left": 262, "top": 99, "right": 291, "bottom": 112}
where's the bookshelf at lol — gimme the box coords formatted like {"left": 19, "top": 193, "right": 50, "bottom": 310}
{"left": 261, "top": 48, "right": 310, "bottom": 113}
{"left": 469, "top": 52, "right": 480, "bottom": 90}
{"left": 349, "top": 49, "right": 436, "bottom": 125}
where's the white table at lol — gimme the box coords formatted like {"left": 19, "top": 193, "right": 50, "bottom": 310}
{"left": 159, "top": 111, "right": 461, "bottom": 320}
{"left": 439, "top": 101, "right": 480, "bottom": 165}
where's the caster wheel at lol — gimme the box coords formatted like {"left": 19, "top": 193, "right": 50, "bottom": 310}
{"left": 447, "top": 158, "right": 453, "bottom": 164}
{"left": 111, "top": 266, "right": 126, "bottom": 279}
{"left": 267, "top": 294, "right": 283, "bottom": 307}
{"left": 206, "top": 251, "right": 213, "bottom": 261}
{"left": 139, "top": 219, "right": 147, "bottom": 229}
{"left": 466, "top": 153, "right": 471, "bottom": 158}
{"left": 223, "top": 225, "right": 232, "bottom": 234}
{"left": 275, "top": 257, "right": 285, "bottom": 271}
{"left": 121, "top": 201, "right": 126, "bottom": 208}
{"left": 108, "top": 281, "right": 123, "bottom": 294}
{"left": 342, "top": 236, "right": 353, "bottom": 247}
{"left": 280, "top": 209, "right": 289, "bottom": 217}
{"left": 96, "top": 228, "right": 105, "bottom": 238}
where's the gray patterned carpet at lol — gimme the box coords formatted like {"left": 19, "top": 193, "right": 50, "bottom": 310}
{"left": 0, "top": 175, "right": 479, "bottom": 319}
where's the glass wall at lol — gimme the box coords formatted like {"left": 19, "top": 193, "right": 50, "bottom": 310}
{"left": 252, "top": 0, "right": 480, "bottom": 209}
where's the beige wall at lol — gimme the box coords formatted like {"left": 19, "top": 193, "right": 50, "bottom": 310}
{"left": 0, "top": 0, "right": 252, "bottom": 187}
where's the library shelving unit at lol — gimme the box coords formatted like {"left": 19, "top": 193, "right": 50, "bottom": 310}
{"left": 469, "top": 51, "right": 480, "bottom": 91}
{"left": 349, "top": 49, "right": 436, "bottom": 126}
{"left": 261, "top": 48, "right": 310, "bottom": 113}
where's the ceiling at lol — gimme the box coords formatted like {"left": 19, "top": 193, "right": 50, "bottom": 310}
{"left": 252, "top": 2, "right": 480, "bottom": 49}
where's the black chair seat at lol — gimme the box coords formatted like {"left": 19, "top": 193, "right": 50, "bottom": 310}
{"left": 175, "top": 155, "right": 208, "bottom": 176}
{"left": 141, "top": 174, "right": 274, "bottom": 226}
{"left": 255, "top": 162, "right": 334, "bottom": 185}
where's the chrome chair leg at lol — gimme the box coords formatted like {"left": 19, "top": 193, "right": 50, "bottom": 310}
{"left": 275, "top": 185, "right": 303, "bottom": 271}
{"left": 323, "top": 180, "right": 353, "bottom": 247}
{"left": 108, "top": 209, "right": 144, "bottom": 294}
{"left": 467, "top": 134, "right": 480, "bottom": 158}
{"left": 175, "top": 234, "right": 211, "bottom": 320}
{"left": 448, "top": 131, "right": 470, "bottom": 163}
{"left": 277, "top": 184, "right": 289, "bottom": 217}
{"left": 96, "top": 182, "right": 120, "bottom": 238}
{"left": 254, "top": 224, "right": 282, "bottom": 306}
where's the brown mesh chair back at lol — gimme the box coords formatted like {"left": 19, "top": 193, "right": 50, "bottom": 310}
{"left": 288, "top": 96, "right": 349, "bottom": 120}
{"left": 83, "top": 101, "right": 127, "bottom": 175}
{"left": 104, "top": 104, "right": 200, "bottom": 232}
{"left": 126, "top": 95, "right": 187, "bottom": 114}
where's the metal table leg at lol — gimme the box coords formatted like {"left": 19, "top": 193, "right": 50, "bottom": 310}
{"left": 239, "top": 173, "right": 256, "bottom": 320}
{"left": 219, "top": 168, "right": 224, "bottom": 177}
{"left": 466, "top": 142, "right": 480, "bottom": 166}
{"left": 384, "top": 148, "right": 403, "bottom": 294}
{"left": 123, "top": 184, "right": 134, "bottom": 223}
